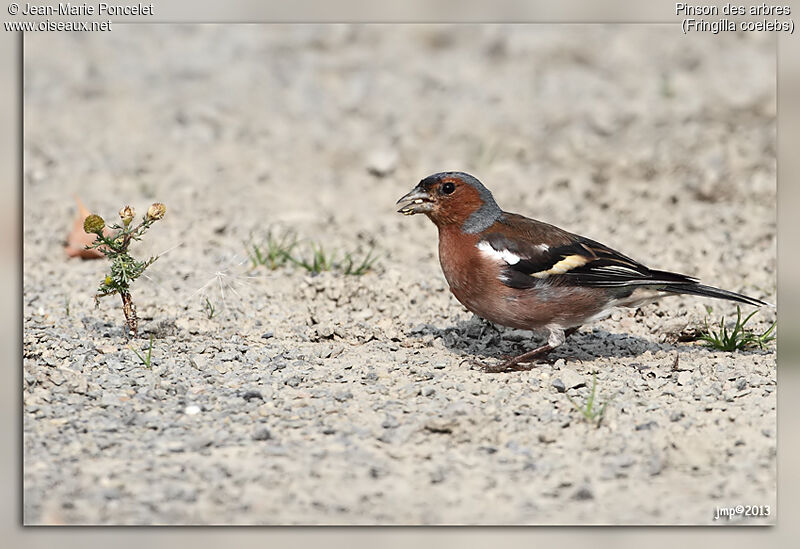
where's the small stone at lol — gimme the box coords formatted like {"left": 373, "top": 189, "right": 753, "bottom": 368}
{"left": 363, "top": 370, "right": 379, "bottom": 382}
{"left": 648, "top": 454, "right": 665, "bottom": 476}
{"left": 334, "top": 390, "right": 353, "bottom": 402}
{"left": 572, "top": 486, "right": 594, "bottom": 500}
{"left": 444, "top": 400, "right": 470, "bottom": 416}
{"left": 635, "top": 420, "right": 658, "bottom": 431}
{"left": 252, "top": 427, "right": 272, "bottom": 441}
{"left": 677, "top": 371, "right": 692, "bottom": 386}
{"left": 382, "top": 415, "right": 400, "bottom": 429}
{"left": 560, "top": 369, "right": 586, "bottom": 389}
{"left": 184, "top": 405, "right": 201, "bottom": 415}
{"left": 217, "top": 351, "right": 237, "bottom": 362}
{"left": 188, "top": 436, "right": 213, "bottom": 451}
{"left": 102, "top": 487, "right": 122, "bottom": 501}
{"left": 538, "top": 431, "right": 557, "bottom": 444}
{"left": 421, "top": 386, "right": 436, "bottom": 397}
{"left": 366, "top": 149, "right": 398, "bottom": 177}
{"left": 425, "top": 418, "right": 455, "bottom": 434}
{"left": 552, "top": 379, "right": 566, "bottom": 393}
{"left": 670, "top": 411, "right": 685, "bottom": 422}
{"left": 100, "top": 392, "right": 121, "bottom": 408}
{"left": 285, "top": 376, "right": 302, "bottom": 388}
{"left": 430, "top": 469, "right": 445, "bottom": 484}
{"left": 261, "top": 332, "right": 274, "bottom": 339}
{"left": 49, "top": 370, "right": 65, "bottom": 386}
{"left": 242, "top": 390, "right": 263, "bottom": 402}
{"left": 166, "top": 441, "right": 184, "bottom": 453}
{"left": 736, "top": 378, "right": 747, "bottom": 391}
{"left": 214, "top": 363, "right": 228, "bottom": 375}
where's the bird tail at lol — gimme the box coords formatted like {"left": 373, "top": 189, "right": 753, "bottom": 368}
{"left": 663, "top": 282, "right": 772, "bottom": 308}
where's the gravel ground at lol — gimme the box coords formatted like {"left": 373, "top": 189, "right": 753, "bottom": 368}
{"left": 23, "top": 25, "right": 776, "bottom": 525}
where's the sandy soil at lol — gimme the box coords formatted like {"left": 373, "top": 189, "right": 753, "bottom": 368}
{"left": 23, "top": 25, "right": 776, "bottom": 524}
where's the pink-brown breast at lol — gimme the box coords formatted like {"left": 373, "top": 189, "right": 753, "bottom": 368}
{"left": 436, "top": 225, "right": 527, "bottom": 327}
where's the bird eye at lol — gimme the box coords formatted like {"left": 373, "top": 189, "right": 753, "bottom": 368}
{"left": 441, "top": 182, "right": 456, "bottom": 195}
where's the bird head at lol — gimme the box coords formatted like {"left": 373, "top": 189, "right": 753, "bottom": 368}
{"left": 396, "top": 172, "right": 502, "bottom": 233}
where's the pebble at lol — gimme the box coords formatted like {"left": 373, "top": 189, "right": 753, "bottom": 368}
{"left": 736, "top": 378, "right": 748, "bottom": 391}
{"left": 560, "top": 369, "right": 586, "bottom": 390}
{"left": 184, "top": 405, "right": 201, "bottom": 415}
{"left": 242, "top": 390, "right": 263, "bottom": 402}
{"left": 252, "top": 427, "right": 272, "bottom": 441}
{"left": 285, "top": 376, "right": 302, "bottom": 388}
{"left": 100, "top": 392, "right": 122, "bottom": 408}
{"left": 648, "top": 454, "right": 665, "bottom": 476}
{"left": 538, "top": 431, "right": 557, "bottom": 444}
{"left": 366, "top": 149, "right": 398, "bottom": 177}
{"left": 572, "top": 486, "right": 594, "bottom": 500}
{"left": 49, "top": 370, "right": 66, "bottom": 386}
{"left": 334, "top": 391, "right": 353, "bottom": 402}
{"left": 188, "top": 436, "right": 213, "bottom": 451}
{"left": 424, "top": 418, "right": 455, "bottom": 434}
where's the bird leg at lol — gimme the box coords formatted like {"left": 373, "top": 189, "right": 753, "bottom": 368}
{"left": 481, "top": 327, "right": 579, "bottom": 373}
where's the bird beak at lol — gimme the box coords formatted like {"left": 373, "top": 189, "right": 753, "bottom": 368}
{"left": 396, "top": 185, "right": 433, "bottom": 215}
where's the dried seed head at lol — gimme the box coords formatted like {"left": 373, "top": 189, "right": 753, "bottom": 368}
{"left": 146, "top": 203, "right": 166, "bottom": 221}
{"left": 83, "top": 214, "right": 105, "bottom": 234}
{"left": 119, "top": 205, "right": 135, "bottom": 226}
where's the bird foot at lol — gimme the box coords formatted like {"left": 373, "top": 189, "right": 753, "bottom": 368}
{"left": 479, "top": 343, "right": 556, "bottom": 373}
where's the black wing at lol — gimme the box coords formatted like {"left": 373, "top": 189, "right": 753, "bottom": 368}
{"left": 479, "top": 214, "right": 768, "bottom": 307}
{"left": 481, "top": 232, "right": 698, "bottom": 290}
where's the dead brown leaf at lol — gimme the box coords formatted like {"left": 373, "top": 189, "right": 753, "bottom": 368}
{"left": 64, "top": 196, "right": 109, "bottom": 260}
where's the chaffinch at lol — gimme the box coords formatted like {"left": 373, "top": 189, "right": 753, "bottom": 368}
{"left": 397, "top": 171, "right": 770, "bottom": 372}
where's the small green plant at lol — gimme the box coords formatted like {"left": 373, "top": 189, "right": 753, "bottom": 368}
{"left": 700, "top": 306, "right": 776, "bottom": 351}
{"left": 203, "top": 297, "right": 216, "bottom": 319}
{"left": 247, "top": 229, "right": 297, "bottom": 270}
{"left": 342, "top": 249, "right": 378, "bottom": 276}
{"left": 291, "top": 242, "right": 335, "bottom": 274}
{"left": 290, "top": 243, "right": 377, "bottom": 276}
{"left": 84, "top": 203, "right": 166, "bottom": 336}
{"left": 129, "top": 335, "right": 155, "bottom": 368}
{"left": 565, "top": 371, "right": 609, "bottom": 426}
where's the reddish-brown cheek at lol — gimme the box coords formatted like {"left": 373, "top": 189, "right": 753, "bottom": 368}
{"left": 427, "top": 187, "right": 485, "bottom": 228}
